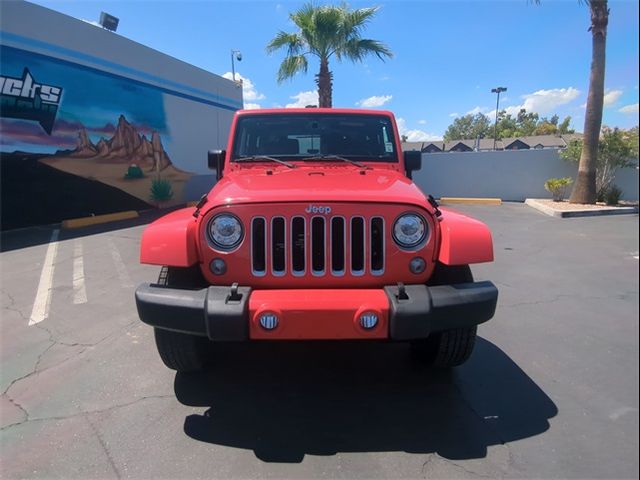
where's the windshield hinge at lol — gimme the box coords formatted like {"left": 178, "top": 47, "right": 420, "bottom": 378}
{"left": 428, "top": 195, "right": 442, "bottom": 217}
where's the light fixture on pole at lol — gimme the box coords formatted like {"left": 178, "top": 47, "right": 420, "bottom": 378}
{"left": 230, "top": 49, "right": 242, "bottom": 85}
{"left": 491, "top": 86, "right": 507, "bottom": 150}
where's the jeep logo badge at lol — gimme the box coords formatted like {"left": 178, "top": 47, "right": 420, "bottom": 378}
{"left": 305, "top": 204, "right": 332, "bottom": 214}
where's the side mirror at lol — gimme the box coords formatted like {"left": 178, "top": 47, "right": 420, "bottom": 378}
{"left": 208, "top": 149, "right": 225, "bottom": 180}
{"left": 403, "top": 150, "right": 422, "bottom": 179}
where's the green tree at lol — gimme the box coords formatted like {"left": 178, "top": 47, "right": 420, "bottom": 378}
{"left": 443, "top": 113, "right": 492, "bottom": 141}
{"left": 266, "top": 3, "right": 392, "bottom": 108}
{"left": 560, "top": 126, "right": 637, "bottom": 199}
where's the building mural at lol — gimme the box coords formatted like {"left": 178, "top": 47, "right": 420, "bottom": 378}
{"left": 0, "top": 45, "right": 200, "bottom": 211}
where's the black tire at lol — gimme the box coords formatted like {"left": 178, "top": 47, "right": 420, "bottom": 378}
{"left": 153, "top": 266, "right": 212, "bottom": 372}
{"left": 154, "top": 328, "right": 212, "bottom": 372}
{"left": 412, "top": 263, "right": 477, "bottom": 368}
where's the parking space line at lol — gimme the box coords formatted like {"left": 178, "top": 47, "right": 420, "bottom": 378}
{"left": 73, "top": 239, "right": 88, "bottom": 304}
{"left": 29, "top": 229, "right": 60, "bottom": 326}
{"left": 108, "top": 238, "right": 133, "bottom": 288}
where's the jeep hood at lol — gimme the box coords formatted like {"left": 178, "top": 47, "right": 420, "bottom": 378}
{"left": 207, "top": 166, "right": 429, "bottom": 207}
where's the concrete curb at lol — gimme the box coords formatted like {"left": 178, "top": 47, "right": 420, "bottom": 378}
{"left": 61, "top": 210, "right": 139, "bottom": 229}
{"left": 525, "top": 199, "right": 639, "bottom": 218}
{"left": 440, "top": 197, "right": 502, "bottom": 205}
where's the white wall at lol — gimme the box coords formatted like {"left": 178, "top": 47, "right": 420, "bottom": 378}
{"left": 415, "top": 149, "right": 639, "bottom": 201}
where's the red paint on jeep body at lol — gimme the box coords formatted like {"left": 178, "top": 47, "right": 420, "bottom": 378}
{"left": 249, "top": 289, "right": 389, "bottom": 340}
{"left": 438, "top": 207, "right": 494, "bottom": 265}
{"left": 140, "top": 208, "right": 198, "bottom": 266}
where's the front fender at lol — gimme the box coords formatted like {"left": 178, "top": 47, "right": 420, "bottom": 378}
{"left": 140, "top": 208, "right": 199, "bottom": 267}
{"left": 437, "top": 207, "right": 494, "bottom": 265}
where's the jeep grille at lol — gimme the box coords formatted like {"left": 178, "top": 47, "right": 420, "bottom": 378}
{"left": 251, "top": 215, "right": 385, "bottom": 277}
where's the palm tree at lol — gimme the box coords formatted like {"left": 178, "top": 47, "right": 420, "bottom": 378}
{"left": 533, "top": 1, "right": 609, "bottom": 203}
{"left": 569, "top": 0, "right": 609, "bottom": 204}
{"left": 266, "top": 3, "right": 392, "bottom": 108}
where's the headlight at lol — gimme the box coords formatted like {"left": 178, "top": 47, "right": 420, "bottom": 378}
{"left": 393, "top": 213, "right": 427, "bottom": 248}
{"left": 208, "top": 214, "right": 243, "bottom": 250}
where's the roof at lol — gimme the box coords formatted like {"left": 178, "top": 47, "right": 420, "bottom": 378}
{"left": 503, "top": 135, "right": 567, "bottom": 148}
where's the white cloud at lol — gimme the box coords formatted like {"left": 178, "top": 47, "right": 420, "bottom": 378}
{"left": 418, "top": 119, "right": 427, "bottom": 125}
{"left": 466, "top": 106, "right": 489, "bottom": 116}
{"left": 603, "top": 89, "right": 623, "bottom": 107}
{"left": 448, "top": 112, "right": 460, "bottom": 118}
{"left": 243, "top": 103, "right": 261, "bottom": 110}
{"left": 356, "top": 95, "right": 392, "bottom": 108}
{"left": 396, "top": 117, "right": 442, "bottom": 142}
{"left": 222, "top": 72, "right": 266, "bottom": 108}
{"left": 285, "top": 90, "right": 318, "bottom": 108}
{"left": 482, "top": 87, "right": 581, "bottom": 119}
{"left": 519, "top": 87, "right": 580, "bottom": 114}
{"left": 619, "top": 103, "right": 639, "bottom": 114}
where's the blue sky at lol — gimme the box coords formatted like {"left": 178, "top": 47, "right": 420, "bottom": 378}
{"left": 31, "top": 0, "right": 640, "bottom": 140}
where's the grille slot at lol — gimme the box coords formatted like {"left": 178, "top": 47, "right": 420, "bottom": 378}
{"left": 331, "top": 217, "right": 345, "bottom": 274}
{"left": 291, "top": 216, "right": 306, "bottom": 274}
{"left": 272, "top": 217, "right": 286, "bottom": 275}
{"left": 311, "top": 217, "right": 326, "bottom": 275}
{"left": 251, "top": 218, "right": 266, "bottom": 275}
{"left": 351, "top": 217, "right": 365, "bottom": 275}
{"left": 370, "top": 217, "right": 385, "bottom": 274}
{"left": 250, "top": 213, "right": 385, "bottom": 277}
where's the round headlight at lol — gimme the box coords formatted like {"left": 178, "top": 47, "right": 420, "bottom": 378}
{"left": 208, "top": 214, "right": 243, "bottom": 250}
{"left": 393, "top": 214, "right": 427, "bottom": 248}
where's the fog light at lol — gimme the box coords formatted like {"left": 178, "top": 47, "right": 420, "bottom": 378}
{"left": 409, "top": 257, "right": 426, "bottom": 274}
{"left": 210, "top": 258, "right": 227, "bottom": 275}
{"left": 259, "top": 313, "right": 279, "bottom": 330}
{"left": 359, "top": 313, "right": 378, "bottom": 329}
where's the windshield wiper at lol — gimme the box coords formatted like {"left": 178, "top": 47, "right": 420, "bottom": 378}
{"left": 302, "top": 154, "right": 370, "bottom": 169}
{"left": 235, "top": 155, "right": 295, "bottom": 168}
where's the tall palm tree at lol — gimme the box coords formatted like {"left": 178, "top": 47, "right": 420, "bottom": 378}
{"left": 266, "top": 3, "right": 392, "bottom": 108}
{"left": 569, "top": 0, "right": 609, "bottom": 204}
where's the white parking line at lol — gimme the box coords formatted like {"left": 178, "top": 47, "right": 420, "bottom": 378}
{"left": 73, "top": 239, "right": 88, "bottom": 304}
{"left": 29, "top": 229, "right": 60, "bottom": 326}
{"left": 108, "top": 238, "right": 133, "bottom": 288}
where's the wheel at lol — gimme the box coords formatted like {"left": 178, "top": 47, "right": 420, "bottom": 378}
{"left": 153, "top": 266, "right": 212, "bottom": 372}
{"left": 411, "top": 263, "right": 477, "bottom": 368}
{"left": 154, "top": 328, "right": 212, "bottom": 372}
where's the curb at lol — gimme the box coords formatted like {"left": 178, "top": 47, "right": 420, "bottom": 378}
{"left": 440, "top": 197, "right": 502, "bottom": 205}
{"left": 525, "top": 199, "right": 639, "bottom": 218}
{"left": 61, "top": 210, "right": 139, "bottom": 229}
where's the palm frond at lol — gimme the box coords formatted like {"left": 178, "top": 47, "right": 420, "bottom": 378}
{"left": 340, "top": 38, "right": 393, "bottom": 62}
{"left": 266, "top": 31, "right": 305, "bottom": 56}
{"left": 276, "top": 55, "right": 309, "bottom": 83}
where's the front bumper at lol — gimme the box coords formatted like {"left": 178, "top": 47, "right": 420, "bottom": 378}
{"left": 135, "top": 281, "right": 498, "bottom": 341}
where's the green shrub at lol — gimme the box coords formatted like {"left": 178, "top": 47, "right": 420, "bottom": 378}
{"left": 150, "top": 177, "right": 174, "bottom": 203}
{"left": 605, "top": 185, "right": 623, "bottom": 206}
{"left": 544, "top": 177, "right": 573, "bottom": 202}
{"left": 124, "top": 164, "right": 144, "bottom": 179}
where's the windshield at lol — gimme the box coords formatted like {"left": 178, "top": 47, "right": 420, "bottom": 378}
{"left": 231, "top": 113, "right": 398, "bottom": 162}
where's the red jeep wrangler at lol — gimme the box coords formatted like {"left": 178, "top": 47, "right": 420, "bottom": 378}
{"left": 135, "top": 108, "right": 498, "bottom": 372}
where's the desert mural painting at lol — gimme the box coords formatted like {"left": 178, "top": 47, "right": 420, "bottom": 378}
{"left": 0, "top": 45, "right": 198, "bottom": 229}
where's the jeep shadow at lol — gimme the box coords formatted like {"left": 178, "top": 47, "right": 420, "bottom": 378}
{"left": 175, "top": 337, "right": 557, "bottom": 463}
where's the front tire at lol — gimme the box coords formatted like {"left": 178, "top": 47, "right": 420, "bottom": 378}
{"left": 153, "top": 266, "right": 212, "bottom": 372}
{"left": 411, "top": 263, "right": 478, "bottom": 368}
{"left": 154, "top": 328, "right": 212, "bottom": 372}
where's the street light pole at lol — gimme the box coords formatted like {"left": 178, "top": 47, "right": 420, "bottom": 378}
{"left": 491, "top": 86, "right": 507, "bottom": 150}
{"left": 230, "top": 49, "right": 242, "bottom": 83}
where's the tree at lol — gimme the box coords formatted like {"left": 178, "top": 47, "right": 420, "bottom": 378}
{"left": 568, "top": 1, "right": 609, "bottom": 203}
{"left": 560, "top": 126, "right": 637, "bottom": 200}
{"left": 266, "top": 3, "right": 392, "bottom": 108}
{"left": 443, "top": 113, "right": 492, "bottom": 141}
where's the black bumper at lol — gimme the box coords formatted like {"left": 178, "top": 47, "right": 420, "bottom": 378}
{"left": 135, "top": 281, "right": 498, "bottom": 341}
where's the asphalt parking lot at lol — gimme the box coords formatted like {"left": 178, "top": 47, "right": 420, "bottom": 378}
{"left": 1, "top": 203, "right": 638, "bottom": 479}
